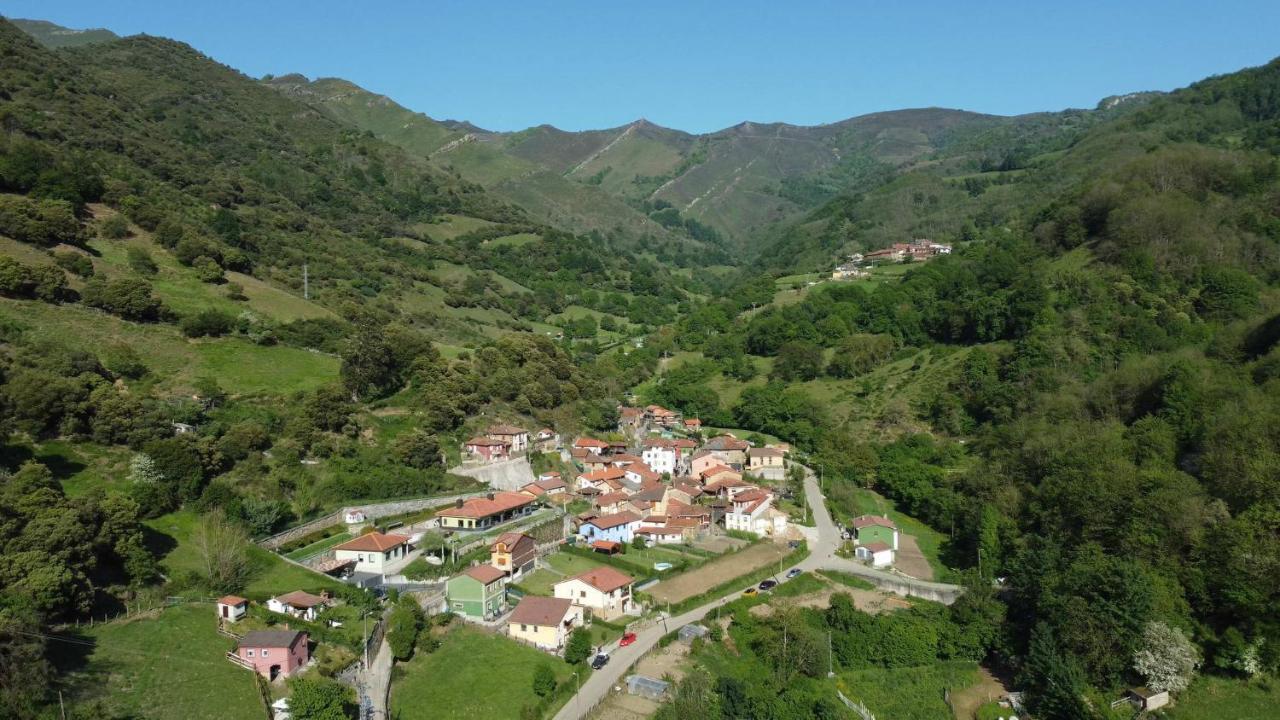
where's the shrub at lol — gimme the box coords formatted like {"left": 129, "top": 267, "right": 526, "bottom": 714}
{"left": 98, "top": 214, "right": 131, "bottom": 239}
{"left": 180, "top": 309, "right": 236, "bottom": 338}
{"left": 0, "top": 195, "right": 80, "bottom": 246}
{"left": 126, "top": 246, "right": 158, "bottom": 275}
{"left": 532, "top": 663, "right": 556, "bottom": 697}
{"left": 53, "top": 251, "right": 94, "bottom": 278}
{"left": 81, "top": 277, "right": 165, "bottom": 321}
{"left": 565, "top": 628, "right": 592, "bottom": 665}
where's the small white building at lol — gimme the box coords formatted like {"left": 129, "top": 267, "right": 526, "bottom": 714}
{"left": 332, "top": 532, "right": 411, "bottom": 574}
{"left": 855, "top": 541, "right": 895, "bottom": 568}
{"left": 217, "top": 595, "right": 248, "bottom": 623}
{"left": 266, "top": 590, "right": 329, "bottom": 621}
{"left": 344, "top": 509, "right": 368, "bottom": 526}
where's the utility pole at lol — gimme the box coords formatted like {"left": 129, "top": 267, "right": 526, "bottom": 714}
{"left": 363, "top": 611, "right": 369, "bottom": 669}
{"left": 303, "top": 263, "right": 309, "bottom": 300}
{"left": 828, "top": 631, "right": 834, "bottom": 678}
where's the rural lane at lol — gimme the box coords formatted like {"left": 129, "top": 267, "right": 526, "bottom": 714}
{"left": 552, "top": 464, "right": 964, "bottom": 720}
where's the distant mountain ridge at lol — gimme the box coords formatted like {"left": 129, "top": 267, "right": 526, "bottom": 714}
{"left": 9, "top": 17, "right": 118, "bottom": 48}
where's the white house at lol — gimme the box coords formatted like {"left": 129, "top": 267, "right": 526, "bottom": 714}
{"left": 487, "top": 424, "right": 530, "bottom": 453}
{"left": 266, "top": 590, "right": 329, "bottom": 621}
{"left": 332, "top": 532, "right": 410, "bottom": 574}
{"left": 553, "top": 566, "right": 636, "bottom": 621}
{"left": 217, "top": 595, "right": 248, "bottom": 623}
{"left": 507, "top": 596, "right": 584, "bottom": 651}
{"left": 725, "top": 489, "right": 787, "bottom": 536}
{"left": 344, "top": 509, "right": 368, "bottom": 526}
{"left": 855, "top": 542, "right": 895, "bottom": 568}
{"left": 641, "top": 441, "right": 679, "bottom": 476}
{"left": 635, "top": 525, "right": 684, "bottom": 546}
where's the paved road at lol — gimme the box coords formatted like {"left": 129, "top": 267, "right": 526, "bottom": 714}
{"left": 552, "top": 465, "right": 964, "bottom": 720}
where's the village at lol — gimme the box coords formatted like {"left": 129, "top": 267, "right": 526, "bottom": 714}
{"left": 831, "top": 238, "right": 953, "bottom": 280}
{"left": 203, "top": 403, "right": 959, "bottom": 720}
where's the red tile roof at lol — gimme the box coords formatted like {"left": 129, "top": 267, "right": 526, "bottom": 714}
{"left": 491, "top": 532, "right": 534, "bottom": 552}
{"left": 509, "top": 596, "right": 574, "bottom": 627}
{"left": 851, "top": 515, "right": 898, "bottom": 530}
{"left": 462, "top": 564, "right": 506, "bottom": 584}
{"left": 575, "top": 437, "right": 609, "bottom": 449}
{"left": 861, "top": 541, "right": 893, "bottom": 553}
{"left": 465, "top": 436, "right": 509, "bottom": 447}
{"left": 219, "top": 595, "right": 247, "bottom": 606}
{"left": 437, "top": 492, "right": 536, "bottom": 520}
{"left": 335, "top": 532, "right": 410, "bottom": 553}
{"left": 579, "top": 467, "right": 627, "bottom": 483}
{"left": 564, "top": 565, "right": 634, "bottom": 593}
{"left": 583, "top": 511, "right": 640, "bottom": 530}
{"left": 273, "top": 590, "right": 328, "bottom": 608}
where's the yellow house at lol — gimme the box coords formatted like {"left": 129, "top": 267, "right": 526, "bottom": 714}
{"left": 507, "top": 596, "right": 583, "bottom": 651}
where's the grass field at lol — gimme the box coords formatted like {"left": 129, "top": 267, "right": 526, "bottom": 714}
{"left": 839, "top": 661, "right": 980, "bottom": 720}
{"left": 1166, "top": 675, "right": 1280, "bottom": 720}
{"left": 283, "top": 531, "right": 354, "bottom": 561}
{"left": 391, "top": 625, "right": 580, "bottom": 720}
{"left": 55, "top": 604, "right": 265, "bottom": 720}
{"left": 0, "top": 296, "right": 339, "bottom": 396}
{"left": 518, "top": 551, "right": 608, "bottom": 595}
{"left": 647, "top": 542, "right": 790, "bottom": 605}
{"left": 146, "top": 511, "right": 344, "bottom": 599}
{"left": 418, "top": 214, "right": 496, "bottom": 240}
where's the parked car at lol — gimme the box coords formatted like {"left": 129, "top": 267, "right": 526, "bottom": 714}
{"left": 788, "top": 540, "right": 802, "bottom": 549}
{"left": 758, "top": 579, "right": 778, "bottom": 592}
{"left": 786, "top": 568, "right": 803, "bottom": 579}
{"left": 742, "top": 587, "right": 759, "bottom": 598}
{"left": 619, "top": 632, "right": 637, "bottom": 647}
{"left": 591, "top": 653, "right": 610, "bottom": 670}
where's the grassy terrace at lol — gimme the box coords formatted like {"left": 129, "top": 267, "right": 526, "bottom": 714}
{"left": 283, "top": 531, "right": 354, "bottom": 562}
{"left": 392, "top": 625, "right": 582, "bottom": 720}
{"left": 827, "top": 485, "right": 955, "bottom": 582}
{"left": 1166, "top": 675, "right": 1280, "bottom": 720}
{"left": 54, "top": 604, "right": 264, "bottom": 720}
{"left": 839, "top": 661, "right": 981, "bottom": 720}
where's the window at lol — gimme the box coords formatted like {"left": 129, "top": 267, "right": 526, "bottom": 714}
{"left": 521, "top": 624, "right": 528, "bottom": 631}
{"left": 261, "top": 649, "right": 269, "bottom": 657}
{"left": 246, "top": 649, "right": 255, "bottom": 657}
{"left": 358, "top": 554, "right": 365, "bottom": 562}
{"left": 579, "top": 591, "right": 586, "bottom": 598}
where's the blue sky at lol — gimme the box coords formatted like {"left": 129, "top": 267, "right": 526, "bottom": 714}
{"left": 10, "top": 1, "right": 1280, "bottom": 133}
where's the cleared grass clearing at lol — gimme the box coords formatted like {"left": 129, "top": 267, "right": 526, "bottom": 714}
{"left": 647, "top": 542, "right": 790, "bottom": 605}
{"left": 417, "top": 214, "right": 497, "bottom": 240}
{"left": 839, "top": 661, "right": 980, "bottom": 720}
{"left": 1167, "top": 676, "right": 1280, "bottom": 720}
{"left": 391, "top": 625, "right": 580, "bottom": 720}
{"left": 55, "top": 604, "right": 264, "bottom": 720}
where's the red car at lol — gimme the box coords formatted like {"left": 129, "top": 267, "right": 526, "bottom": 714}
{"left": 619, "top": 632, "right": 637, "bottom": 647}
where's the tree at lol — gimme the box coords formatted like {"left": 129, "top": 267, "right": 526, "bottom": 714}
{"left": 386, "top": 597, "right": 425, "bottom": 660}
{"left": 771, "top": 341, "right": 824, "bottom": 382}
{"left": 1133, "top": 621, "right": 1200, "bottom": 693}
{"left": 126, "top": 246, "right": 158, "bottom": 275}
{"left": 98, "top": 214, "right": 131, "bottom": 239}
{"left": 287, "top": 677, "right": 356, "bottom": 720}
{"left": 532, "top": 662, "right": 556, "bottom": 697}
{"left": 0, "top": 598, "right": 51, "bottom": 718}
{"left": 565, "top": 627, "right": 593, "bottom": 665}
{"left": 128, "top": 453, "right": 164, "bottom": 486}
{"left": 392, "top": 431, "right": 441, "bottom": 469}
{"left": 180, "top": 309, "right": 236, "bottom": 338}
{"left": 191, "top": 512, "right": 251, "bottom": 593}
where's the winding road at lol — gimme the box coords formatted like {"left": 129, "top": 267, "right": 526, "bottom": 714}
{"left": 552, "top": 466, "right": 964, "bottom": 720}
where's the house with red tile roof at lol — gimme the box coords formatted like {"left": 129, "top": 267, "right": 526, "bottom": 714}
{"left": 486, "top": 424, "right": 530, "bottom": 453}
{"left": 464, "top": 436, "right": 510, "bottom": 462}
{"left": 577, "top": 511, "right": 641, "bottom": 544}
{"left": 217, "top": 595, "right": 248, "bottom": 624}
{"left": 333, "top": 532, "right": 411, "bottom": 573}
{"left": 490, "top": 532, "right": 537, "bottom": 580}
{"left": 266, "top": 590, "right": 330, "bottom": 621}
{"left": 446, "top": 564, "right": 508, "bottom": 619}
{"left": 507, "top": 596, "right": 583, "bottom": 650}
{"left": 436, "top": 492, "right": 537, "bottom": 531}
{"left": 553, "top": 566, "right": 636, "bottom": 620}
{"left": 576, "top": 466, "right": 628, "bottom": 491}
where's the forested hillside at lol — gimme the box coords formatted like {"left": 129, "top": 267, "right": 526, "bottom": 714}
{"left": 640, "top": 57, "right": 1280, "bottom": 719}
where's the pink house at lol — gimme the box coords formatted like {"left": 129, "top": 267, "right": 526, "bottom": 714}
{"left": 233, "top": 630, "right": 309, "bottom": 680}
{"left": 464, "top": 436, "right": 510, "bottom": 462}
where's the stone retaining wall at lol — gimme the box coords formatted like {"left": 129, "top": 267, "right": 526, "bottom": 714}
{"left": 258, "top": 491, "right": 486, "bottom": 550}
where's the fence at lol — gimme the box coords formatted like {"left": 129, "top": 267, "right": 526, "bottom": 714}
{"left": 257, "top": 491, "right": 488, "bottom": 550}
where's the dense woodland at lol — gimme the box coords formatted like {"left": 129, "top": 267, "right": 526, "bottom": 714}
{"left": 1, "top": 13, "right": 1279, "bottom": 720}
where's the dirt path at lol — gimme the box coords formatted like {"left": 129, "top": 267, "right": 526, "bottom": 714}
{"left": 749, "top": 581, "right": 912, "bottom": 617}
{"left": 948, "top": 666, "right": 1009, "bottom": 720}
{"left": 647, "top": 542, "right": 790, "bottom": 604}
{"left": 895, "top": 534, "right": 934, "bottom": 580}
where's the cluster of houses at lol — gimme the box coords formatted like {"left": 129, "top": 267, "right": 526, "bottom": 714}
{"left": 464, "top": 424, "right": 558, "bottom": 462}
{"left": 832, "top": 239, "right": 953, "bottom": 279}
{"left": 217, "top": 589, "right": 345, "bottom": 681}
{"left": 440, "top": 529, "right": 637, "bottom": 652}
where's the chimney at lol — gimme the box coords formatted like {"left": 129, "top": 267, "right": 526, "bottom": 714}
{"left": 455, "top": 498, "right": 464, "bottom": 508}
{"left": 487, "top": 492, "right": 495, "bottom": 501}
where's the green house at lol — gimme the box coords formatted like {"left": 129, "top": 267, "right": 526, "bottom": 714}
{"left": 850, "top": 515, "right": 899, "bottom": 549}
{"left": 445, "top": 564, "right": 507, "bottom": 619}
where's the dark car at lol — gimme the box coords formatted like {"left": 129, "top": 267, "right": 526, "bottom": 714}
{"left": 591, "top": 653, "right": 610, "bottom": 670}
{"left": 758, "top": 579, "right": 778, "bottom": 592}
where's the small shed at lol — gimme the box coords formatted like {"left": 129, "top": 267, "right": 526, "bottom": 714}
{"left": 217, "top": 595, "right": 248, "bottom": 623}
{"left": 344, "top": 509, "right": 368, "bottom": 525}
{"left": 1127, "top": 687, "right": 1170, "bottom": 711}
{"left": 678, "top": 624, "right": 708, "bottom": 643}
{"left": 626, "top": 674, "right": 670, "bottom": 700}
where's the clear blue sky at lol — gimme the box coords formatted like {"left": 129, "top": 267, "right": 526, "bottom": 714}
{"left": 10, "top": 1, "right": 1280, "bottom": 133}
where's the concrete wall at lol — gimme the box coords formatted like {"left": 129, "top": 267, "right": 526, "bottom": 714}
{"left": 450, "top": 456, "right": 535, "bottom": 491}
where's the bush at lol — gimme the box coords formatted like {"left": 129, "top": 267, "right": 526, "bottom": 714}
{"left": 0, "top": 195, "right": 80, "bottom": 246}
{"left": 53, "top": 251, "right": 94, "bottom": 278}
{"left": 565, "top": 627, "right": 593, "bottom": 665}
{"left": 225, "top": 282, "right": 247, "bottom": 301}
{"left": 126, "top": 246, "right": 158, "bottom": 275}
{"left": 181, "top": 309, "right": 236, "bottom": 338}
{"left": 98, "top": 214, "right": 131, "bottom": 239}
{"left": 532, "top": 663, "right": 556, "bottom": 697}
{"left": 81, "top": 277, "right": 165, "bottom": 321}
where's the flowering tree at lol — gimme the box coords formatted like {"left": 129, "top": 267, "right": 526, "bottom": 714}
{"left": 1133, "top": 621, "right": 1200, "bottom": 693}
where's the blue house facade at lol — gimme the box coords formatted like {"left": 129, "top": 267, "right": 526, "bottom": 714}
{"left": 577, "top": 511, "right": 640, "bottom": 544}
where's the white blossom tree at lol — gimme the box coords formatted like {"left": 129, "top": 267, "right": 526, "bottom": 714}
{"left": 127, "top": 453, "right": 163, "bottom": 485}
{"left": 1133, "top": 621, "right": 1201, "bottom": 693}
